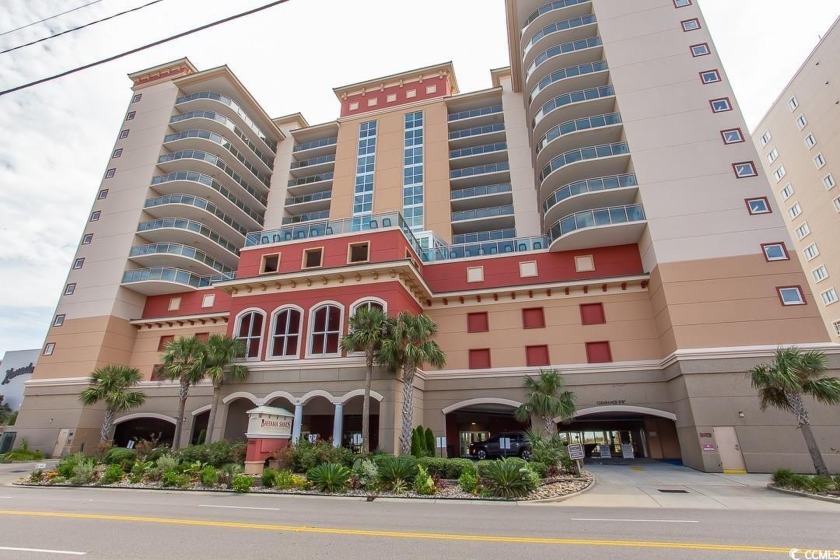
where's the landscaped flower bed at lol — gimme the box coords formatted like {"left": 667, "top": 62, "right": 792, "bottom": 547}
{"left": 770, "top": 469, "right": 840, "bottom": 499}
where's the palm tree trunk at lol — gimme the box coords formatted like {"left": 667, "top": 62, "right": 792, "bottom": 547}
{"left": 399, "top": 367, "right": 415, "bottom": 455}
{"left": 101, "top": 407, "right": 115, "bottom": 443}
{"left": 206, "top": 381, "right": 222, "bottom": 445}
{"left": 362, "top": 353, "right": 373, "bottom": 454}
{"left": 800, "top": 420, "right": 829, "bottom": 476}
{"left": 543, "top": 415, "right": 556, "bottom": 436}
{"left": 172, "top": 377, "right": 189, "bottom": 450}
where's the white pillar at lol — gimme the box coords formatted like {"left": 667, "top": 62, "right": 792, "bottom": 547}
{"left": 292, "top": 403, "right": 303, "bottom": 444}
{"left": 332, "top": 402, "right": 344, "bottom": 448}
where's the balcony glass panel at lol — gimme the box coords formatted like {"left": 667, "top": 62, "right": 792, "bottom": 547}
{"left": 547, "top": 204, "right": 645, "bottom": 242}
{"left": 129, "top": 242, "right": 235, "bottom": 274}
{"left": 525, "top": 14, "right": 597, "bottom": 56}
{"left": 285, "top": 190, "right": 332, "bottom": 206}
{"left": 448, "top": 123, "right": 505, "bottom": 141}
{"left": 530, "top": 60, "right": 609, "bottom": 104}
{"left": 137, "top": 218, "right": 240, "bottom": 255}
{"left": 451, "top": 183, "right": 512, "bottom": 200}
{"left": 450, "top": 161, "right": 510, "bottom": 179}
{"left": 452, "top": 205, "right": 514, "bottom": 222}
{"left": 448, "top": 105, "right": 503, "bottom": 122}
{"left": 540, "top": 142, "right": 629, "bottom": 183}
{"left": 281, "top": 210, "right": 330, "bottom": 224}
{"left": 522, "top": 0, "right": 591, "bottom": 31}
{"left": 122, "top": 267, "right": 235, "bottom": 288}
{"left": 527, "top": 36, "right": 602, "bottom": 81}
{"left": 538, "top": 112, "right": 622, "bottom": 153}
{"left": 533, "top": 85, "right": 614, "bottom": 127}
{"left": 543, "top": 173, "right": 637, "bottom": 213}
{"left": 170, "top": 111, "right": 274, "bottom": 167}
{"left": 288, "top": 172, "right": 334, "bottom": 188}
{"left": 290, "top": 153, "right": 336, "bottom": 169}
{"left": 157, "top": 150, "right": 267, "bottom": 205}
{"left": 293, "top": 137, "right": 337, "bottom": 152}
{"left": 145, "top": 193, "right": 249, "bottom": 236}
{"left": 151, "top": 171, "right": 264, "bottom": 222}
{"left": 175, "top": 91, "right": 275, "bottom": 152}
{"left": 450, "top": 142, "right": 508, "bottom": 159}
{"left": 163, "top": 129, "right": 271, "bottom": 187}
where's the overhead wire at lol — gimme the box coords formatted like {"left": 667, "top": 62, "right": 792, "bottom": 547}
{"left": 0, "top": 0, "right": 290, "bottom": 97}
{"left": 0, "top": 0, "right": 104, "bottom": 38}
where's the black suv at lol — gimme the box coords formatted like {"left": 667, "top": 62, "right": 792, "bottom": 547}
{"left": 469, "top": 432, "right": 531, "bottom": 460}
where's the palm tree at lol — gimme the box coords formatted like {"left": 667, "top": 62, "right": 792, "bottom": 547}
{"left": 748, "top": 347, "right": 840, "bottom": 476}
{"left": 160, "top": 336, "right": 205, "bottom": 449}
{"left": 79, "top": 365, "right": 146, "bottom": 443}
{"left": 378, "top": 312, "right": 446, "bottom": 455}
{"left": 514, "top": 369, "right": 576, "bottom": 435}
{"left": 340, "top": 306, "right": 389, "bottom": 453}
{"left": 203, "top": 334, "right": 248, "bottom": 444}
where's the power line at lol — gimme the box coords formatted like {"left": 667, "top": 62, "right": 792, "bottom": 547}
{"left": 0, "top": 0, "right": 104, "bottom": 38}
{"left": 1, "top": 0, "right": 165, "bottom": 55}
{"left": 0, "top": 0, "right": 290, "bottom": 97}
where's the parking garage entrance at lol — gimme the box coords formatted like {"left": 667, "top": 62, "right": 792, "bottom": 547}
{"left": 443, "top": 399, "right": 527, "bottom": 458}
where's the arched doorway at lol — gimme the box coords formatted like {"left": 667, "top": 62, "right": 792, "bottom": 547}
{"left": 191, "top": 408, "right": 210, "bottom": 445}
{"left": 223, "top": 396, "right": 259, "bottom": 441}
{"left": 443, "top": 398, "right": 527, "bottom": 458}
{"left": 340, "top": 392, "right": 381, "bottom": 452}
{"left": 298, "top": 394, "right": 335, "bottom": 443}
{"left": 113, "top": 414, "right": 176, "bottom": 447}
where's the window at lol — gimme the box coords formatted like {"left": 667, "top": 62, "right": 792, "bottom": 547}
{"left": 64, "top": 283, "right": 76, "bottom": 295}
{"left": 805, "top": 134, "right": 817, "bottom": 149}
{"left": 710, "top": 98, "right": 732, "bottom": 113}
{"left": 746, "top": 198, "right": 771, "bottom": 215}
{"left": 814, "top": 153, "right": 826, "bottom": 169}
{"left": 526, "top": 345, "right": 550, "bottom": 367}
{"left": 700, "top": 70, "right": 721, "bottom": 84}
{"left": 157, "top": 335, "right": 174, "bottom": 352}
{"left": 53, "top": 314, "right": 65, "bottom": 327}
{"left": 833, "top": 320, "right": 840, "bottom": 337}
{"left": 773, "top": 166, "right": 787, "bottom": 182}
{"left": 522, "top": 307, "right": 546, "bottom": 329}
{"left": 674, "top": 0, "right": 691, "bottom": 6}
{"left": 260, "top": 253, "right": 280, "bottom": 274}
{"left": 98, "top": 189, "right": 109, "bottom": 199}
{"left": 767, "top": 148, "right": 779, "bottom": 164}
{"left": 351, "top": 300, "right": 384, "bottom": 316}
{"left": 125, "top": 111, "right": 136, "bottom": 121}
{"left": 119, "top": 129, "right": 130, "bottom": 139}
{"left": 73, "top": 258, "right": 85, "bottom": 269}
{"left": 467, "top": 312, "right": 489, "bottom": 333}
{"left": 761, "top": 243, "right": 789, "bottom": 262}
{"left": 778, "top": 287, "right": 805, "bottom": 306}
{"left": 303, "top": 248, "right": 323, "bottom": 268}
{"left": 788, "top": 203, "right": 802, "bottom": 220}
{"left": 733, "top": 162, "right": 758, "bottom": 178}
{"left": 804, "top": 244, "right": 820, "bottom": 261}
{"left": 721, "top": 128, "right": 744, "bottom": 144}
{"left": 835, "top": 197, "right": 840, "bottom": 212}
{"left": 201, "top": 293, "right": 215, "bottom": 308}
{"left": 348, "top": 242, "right": 369, "bottom": 263}
{"left": 469, "top": 349, "right": 491, "bottom": 369}
{"left": 812, "top": 266, "right": 829, "bottom": 283}
{"left": 585, "top": 341, "right": 612, "bottom": 363}
{"left": 89, "top": 210, "right": 101, "bottom": 221}
{"left": 426, "top": 85, "right": 437, "bottom": 94}
{"left": 131, "top": 93, "right": 142, "bottom": 103}
{"left": 580, "top": 303, "right": 606, "bottom": 325}
{"left": 309, "top": 304, "right": 342, "bottom": 356}
{"left": 795, "top": 223, "right": 811, "bottom": 240}
{"left": 168, "top": 297, "right": 181, "bottom": 311}
{"left": 681, "top": 18, "right": 700, "bottom": 31}
{"left": 270, "top": 307, "right": 302, "bottom": 358}
{"left": 82, "top": 233, "right": 93, "bottom": 245}
{"left": 789, "top": 97, "right": 799, "bottom": 111}
{"left": 821, "top": 288, "right": 838, "bottom": 306}
{"left": 780, "top": 183, "right": 794, "bottom": 200}
{"left": 112, "top": 148, "right": 123, "bottom": 158}
{"left": 105, "top": 168, "right": 116, "bottom": 178}
{"left": 796, "top": 114, "right": 807, "bottom": 130}
{"left": 43, "top": 343, "right": 55, "bottom": 356}
{"left": 690, "top": 43, "right": 710, "bottom": 57}
{"left": 759, "top": 131, "right": 772, "bottom": 146}
{"left": 236, "top": 310, "right": 265, "bottom": 359}
{"left": 824, "top": 174, "right": 836, "bottom": 190}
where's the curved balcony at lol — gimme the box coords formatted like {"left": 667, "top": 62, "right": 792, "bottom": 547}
{"left": 532, "top": 84, "right": 615, "bottom": 136}
{"left": 450, "top": 161, "right": 511, "bottom": 188}
{"left": 543, "top": 173, "right": 638, "bottom": 224}
{"left": 450, "top": 183, "right": 512, "bottom": 211}
{"left": 526, "top": 36, "right": 602, "bottom": 84}
{"left": 448, "top": 123, "right": 506, "bottom": 149}
{"left": 162, "top": 129, "right": 271, "bottom": 189}
{"left": 523, "top": 14, "right": 597, "bottom": 62}
{"left": 289, "top": 153, "right": 335, "bottom": 178}
{"left": 122, "top": 266, "right": 234, "bottom": 296}
{"left": 157, "top": 150, "right": 267, "bottom": 206}
{"left": 143, "top": 193, "right": 248, "bottom": 242}
{"left": 522, "top": 0, "right": 592, "bottom": 34}
{"left": 284, "top": 190, "right": 332, "bottom": 214}
{"left": 539, "top": 142, "right": 631, "bottom": 199}
{"left": 451, "top": 205, "right": 515, "bottom": 234}
{"left": 449, "top": 142, "right": 508, "bottom": 166}
{"left": 150, "top": 171, "right": 263, "bottom": 229}
{"left": 128, "top": 242, "right": 235, "bottom": 276}
{"left": 292, "top": 136, "right": 337, "bottom": 158}
{"left": 529, "top": 60, "right": 609, "bottom": 107}
{"left": 175, "top": 91, "right": 276, "bottom": 154}
{"left": 537, "top": 112, "right": 622, "bottom": 159}
{"left": 547, "top": 204, "right": 646, "bottom": 252}
{"left": 136, "top": 218, "right": 239, "bottom": 267}
{"left": 287, "top": 171, "right": 335, "bottom": 196}
{"left": 169, "top": 111, "right": 274, "bottom": 172}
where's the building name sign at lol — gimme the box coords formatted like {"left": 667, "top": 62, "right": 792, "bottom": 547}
{"left": 2, "top": 362, "right": 34, "bottom": 385}
{"left": 245, "top": 406, "right": 294, "bottom": 439}
{"left": 260, "top": 418, "right": 292, "bottom": 430}
{"left": 596, "top": 400, "right": 626, "bottom": 406}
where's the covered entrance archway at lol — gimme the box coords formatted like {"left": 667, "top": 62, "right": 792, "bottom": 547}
{"left": 113, "top": 413, "right": 176, "bottom": 447}
{"left": 443, "top": 398, "right": 528, "bottom": 458}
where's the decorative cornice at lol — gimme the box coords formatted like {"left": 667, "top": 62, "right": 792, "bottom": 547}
{"left": 131, "top": 312, "right": 229, "bottom": 329}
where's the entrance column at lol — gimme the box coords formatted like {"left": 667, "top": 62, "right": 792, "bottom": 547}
{"left": 291, "top": 403, "right": 303, "bottom": 443}
{"left": 332, "top": 402, "right": 344, "bottom": 448}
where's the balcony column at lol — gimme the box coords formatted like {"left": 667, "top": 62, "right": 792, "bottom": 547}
{"left": 291, "top": 402, "right": 303, "bottom": 444}
{"left": 332, "top": 402, "right": 344, "bottom": 448}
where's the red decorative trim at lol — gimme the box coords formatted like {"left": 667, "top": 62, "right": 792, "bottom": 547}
{"left": 760, "top": 242, "right": 789, "bottom": 262}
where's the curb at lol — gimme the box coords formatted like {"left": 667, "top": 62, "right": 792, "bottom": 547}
{"left": 520, "top": 475, "right": 596, "bottom": 505}
{"left": 766, "top": 483, "right": 840, "bottom": 505}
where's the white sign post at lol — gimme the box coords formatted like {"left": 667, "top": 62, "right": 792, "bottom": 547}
{"left": 499, "top": 437, "right": 511, "bottom": 458}
{"left": 567, "top": 443, "right": 585, "bottom": 476}
{"left": 435, "top": 436, "right": 447, "bottom": 458}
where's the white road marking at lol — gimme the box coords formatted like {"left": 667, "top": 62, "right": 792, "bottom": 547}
{"left": 198, "top": 504, "right": 280, "bottom": 511}
{"left": 571, "top": 518, "right": 699, "bottom": 524}
{"left": 0, "top": 546, "right": 86, "bottom": 556}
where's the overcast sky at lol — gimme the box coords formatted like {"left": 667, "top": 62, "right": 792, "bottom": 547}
{"left": 0, "top": 0, "right": 838, "bottom": 354}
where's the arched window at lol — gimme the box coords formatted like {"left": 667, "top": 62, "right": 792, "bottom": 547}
{"left": 309, "top": 304, "right": 342, "bottom": 356}
{"left": 350, "top": 298, "right": 386, "bottom": 315}
{"left": 270, "top": 307, "right": 302, "bottom": 358}
{"left": 235, "top": 310, "right": 264, "bottom": 359}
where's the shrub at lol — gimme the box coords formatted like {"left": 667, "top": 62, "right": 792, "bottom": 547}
{"left": 134, "top": 434, "right": 168, "bottom": 462}
{"left": 261, "top": 467, "right": 279, "bottom": 488}
{"left": 161, "top": 469, "right": 188, "bottom": 487}
{"left": 104, "top": 448, "right": 137, "bottom": 471}
{"left": 231, "top": 474, "right": 252, "bottom": 493}
{"left": 787, "top": 474, "right": 810, "bottom": 491}
{"left": 352, "top": 458, "right": 379, "bottom": 490}
{"left": 200, "top": 465, "right": 219, "bottom": 487}
{"left": 2, "top": 444, "right": 45, "bottom": 462}
{"left": 129, "top": 460, "right": 153, "bottom": 483}
{"left": 458, "top": 469, "right": 478, "bottom": 494}
{"left": 57, "top": 452, "right": 90, "bottom": 479}
{"left": 377, "top": 455, "right": 418, "bottom": 491}
{"left": 276, "top": 441, "right": 354, "bottom": 473}
{"left": 219, "top": 463, "right": 243, "bottom": 487}
{"left": 413, "top": 464, "right": 436, "bottom": 495}
{"left": 156, "top": 454, "right": 179, "bottom": 473}
{"left": 29, "top": 469, "right": 44, "bottom": 483}
{"left": 771, "top": 468, "right": 796, "bottom": 487}
{"left": 174, "top": 441, "right": 246, "bottom": 468}
{"left": 273, "top": 469, "right": 308, "bottom": 490}
{"left": 527, "top": 431, "right": 572, "bottom": 472}
{"left": 528, "top": 461, "right": 548, "bottom": 478}
{"left": 417, "top": 457, "right": 474, "bottom": 479}
{"left": 479, "top": 458, "right": 538, "bottom": 499}
{"left": 307, "top": 463, "right": 351, "bottom": 493}
{"left": 101, "top": 464, "right": 124, "bottom": 485}
{"left": 804, "top": 476, "right": 832, "bottom": 494}
{"left": 425, "top": 428, "right": 435, "bottom": 457}
{"left": 834, "top": 475, "right": 840, "bottom": 490}
{"left": 69, "top": 456, "right": 97, "bottom": 485}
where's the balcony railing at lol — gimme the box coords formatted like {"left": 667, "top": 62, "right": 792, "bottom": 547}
{"left": 530, "top": 60, "right": 609, "bottom": 104}
{"left": 522, "top": 0, "right": 592, "bottom": 31}
{"left": 533, "top": 85, "right": 615, "bottom": 128}
{"left": 290, "top": 153, "right": 336, "bottom": 169}
{"left": 537, "top": 112, "right": 622, "bottom": 153}
{"left": 449, "top": 123, "right": 505, "bottom": 141}
{"left": 451, "top": 183, "right": 512, "bottom": 200}
{"left": 430, "top": 236, "right": 548, "bottom": 260}
{"left": 281, "top": 210, "right": 330, "bottom": 224}
{"left": 122, "top": 266, "right": 235, "bottom": 288}
{"left": 175, "top": 91, "right": 275, "bottom": 152}
{"left": 448, "top": 105, "right": 503, "bottom": 122}
{"left": 170, "top": 110, "right": 274, "bottom": 168}
{"left": 157, "top": 150, "right": 267, "bottom": 205}
{"left": 453, "top": 228, "right": 516, "bottom": 245}
{"left": 163, "top": 129, "right": 271, "bottom": 187}
{"left": 144, "top": 193, "right": 249, "bottom": 236}
{"left": 293, "top": 137, "right": 337, "bottom": 152}
{"left": 525, "top": 14, "right": 597, "bottom": 56}
{"left": 543, "top": 173, "right": 638, "bottom": 214}
{"left": 288, "top": 172, "right": 334, "bottom": 188}
{"left": 540, "top": 142, "right": 629, "bottom": 183}
{"left": 450, "top": 142, "right": 508, "bottom": 159}
{"left": 452, "top": 205, "right": 514, "bottom": 222}
{"left": 129, "top": 242, "right": 235, "bottom": 274}
{"left": 285, "top": 190, "right": 332, "bottom": 206}
{"left": 527, "top": 36, "right": 602, "bottom": 81}
{"left": 150, "top": 171, "right": 264, "bottom": 223}
{"left": 137, "top": 218, "right": 240, "bottom": 256}
{"left": 547, "top": 204, "right": 645, "bottom": 242}
{"left": 450, "top": 161, "right": 510, "bottom": 180}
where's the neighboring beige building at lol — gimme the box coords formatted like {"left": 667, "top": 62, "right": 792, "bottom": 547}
{"left": 753, "top": 15, "right": 840, "bottom": 343}
{"left": 12, "top": 0, "right": 840, "bottom": 473}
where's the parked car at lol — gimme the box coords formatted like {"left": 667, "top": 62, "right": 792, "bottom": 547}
{"left": 469, "top": 432, "right": 531, "bottom": 460}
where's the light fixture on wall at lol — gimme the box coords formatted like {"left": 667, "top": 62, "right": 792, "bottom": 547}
{"left": 738, "top": 411, "right": 745, "bottom": 418}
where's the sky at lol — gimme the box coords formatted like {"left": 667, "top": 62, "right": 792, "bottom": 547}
{"left": 0, "top": 0, "right": 838, "bottom": 354}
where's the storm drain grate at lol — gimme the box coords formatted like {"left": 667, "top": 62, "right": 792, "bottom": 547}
{"left": 657, "top": 489, "right": 689, "bottom": 494}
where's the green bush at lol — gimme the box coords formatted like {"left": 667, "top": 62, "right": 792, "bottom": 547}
{"left": 526, "top": 431, "right": 572, "bottom": 472}
{"left": 219, "top": 463, "right": 243, "bottom": 487}
{"left": 261, "top": 467, "right": 278, "bottom": 488}
{"left": 231, "top": 474, "right": 252, "bottom": 493}
{"left": 804, "top": 476, "right": 832, "bottom": 494}
{"left": 175, "top": 441, "right": 246, "bottom": 468}
{"left": 458, "top": 469, "right": 478, "bottom": 493}
{"left": 416, "top": 457, "right": 474, "bottom": 479}
{"left": 479, "top": 458, "right": 538, "bottom": 499}
{"left": 161, "top": 469, "right": 190, "bottom": 488}
{"left": 156, "top": 454, "right": 179, "bottom": 473}
{"left": 101, "top": 464, "right": 125, "bottom": 484}
{"left": 413, "top": 464, "right": 436, "bottom": 495}
{"left": 425, "top": 428, "right": 435, "bottom": 457}
{"left": 528, "top": 461, "right": 548, "bottom": 478}
{"left": 834, "top": 475, "right": 840, "bottom": 490}
{"left": 276, "top": 441, "right": 354, "bottom": 473}
{"left": 69, "top": 456, "right": 97, "bottom": 485}
{"left": 352, "top": 458, "right": 379, "bottom": 490}
{"left": 129, "top": 460, "right": 153, "bottom": 483}
{"left": 57, "top": 452, "right": 89, "bottom": 479}
{"left": 787, "top": 474, "right": 810, "bottom": 491}
{"left": 29, "top": 469, "right": 44, "bottom": 483}
{"left": 104, "top": 448, "right": 137, "bottom": 472}
{"left": 307, "top": 463, "right": 351, "bottom": 493}
{"left": 273, "top": 469, "right": 308, "bottom": 490}
{"left": 377, "top": 455, "right": 418, "bottom": 491}
{"left": 771, "top": 468, "right": 796, "bottom": 487}
{"left": 200, "top": 465, "right": 219, "bottom": 487}
{"left": 1, "top": 446, "right": 45, "bottom": 462}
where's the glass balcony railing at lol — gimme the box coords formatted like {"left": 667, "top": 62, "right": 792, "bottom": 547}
{"left": 448, "top": 105, "right": 503, "bottom": 122}
{"left": 431, "top": 236, "right": 548, "bottom": 260}
{"left": 290, "top": 153, "right": 336, "bottom": 169}
{"left": 170, "top": 111, "right": 274, "bottom": 168}
{"left": 129, "top": 243, "right": 235, "bottom": 274}
{"left": 288, "top": 172, "right": 334, "bottom": 188}
{"left": 122, "top": 266, "right": 235, "bottom": 288}
{"left": 448, "top": 123, "right": 505, "bottom": 141}
{"left": 533, "top": 85, "right": 615, "bottom": 128}
{"left": 175, "top": 91, "right": 276, "bottom": 152}
{"left": 163, "top": 129, "right": 271, "bottom": 187}
{"left": 527, "top": 36, "right": 602, "bottom": 81}
{"left": 281, "top": 210, "right": 330, "bottom": 224}
{"left": 144, "top": 193, "right": 248, "bottom": 236}
{"left": 450, "top": 142, "right": 508, "bottom": 159}
{"left": 547, "top": 204, "right": 646, "bottom": 242}
{"left": 537, "top": 112, "right": 622, "bottom": 153}
{"left": 157, "top": 150, "right": 267, "bottom": 205}
{"left": 451, "top": 183, "right": 512, "bottom": 200}
{"left": 150, "top": 171, "right": 264, "bottom": 223}
{"left": 453, "top": 228, "right": 516, "bottom": 245}
{"left": 451, "top": 205, "right": 514, "bottom": 222}
{"left": 450, "top": 161, "right": 510, "bottom": 180}
{"left": 540, "top": 142, "right": 630, "bottom": 183}
{"left": 522, "top": 0, "right": 592, "bottom": 31}
{"left": 530, "top": 60, "right": 609, "bottom": 104}
{"left": 285, "top": 190, "right": 332, "bottom": 206}
{"left": 525, "top": 14, "right": 597, "bottom": 56}
{"left": 293, "top": 137, "right": 337, "bottom": 153}
{"left": 543, "top": 173, "right": 638, "bottom": 214}
{"left": 137, "top": 218, "right": 240, "bottom": 256}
